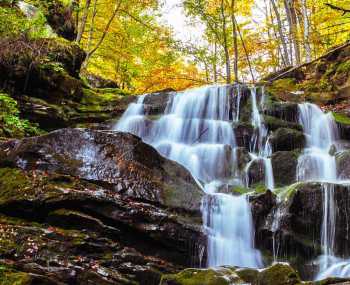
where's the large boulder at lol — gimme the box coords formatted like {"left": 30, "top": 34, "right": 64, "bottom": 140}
{"left": 0, "top": 128, "right": 203, "bottom": 213}
{"left": 253, "top": 182, "right": 350, "bottom": 278}
{"left": 160, "top": 263, "right": 348, "bottom": 285}
{"left": 263, "top": 115, "right": 303, "bottom": 132}
{"left": 246, "top": 158, "right": 265, "bottom": 187}
{"left": 264, "top": 102, "right": 299, "bottom": 123}
{"left": 270, "top": 128, "right": 305, "bottom": 152}
{"left": 233, "top": 122, "right": 254, "bottom": 149}
{"left": 0, "top": 37, "right": 136, "bottom": 130}
{"left": 271, "top": 151, "right": 299, "bottom": 186}
{"left": 143, "top": 90, "right": 174, "bottom": 115}
{"left": 0, "top": 129, "right": 205, "bottom": 284}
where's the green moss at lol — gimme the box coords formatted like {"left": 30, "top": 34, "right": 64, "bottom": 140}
{"left": 332, "top": 112, "right": 350, "bottom": 125}
{"left": 160, "top": 268, "right": 242, "bottom": 285}
{"left": 232, "top": 185, "right": 251, "bottom": 195}
{"left": 253, "top": 183, "right": 268, "bottom": 194}
{"left": 258, "top": 263, "right": 301, "bottom": 285}
{"left": 264, "top": 115, "right": 302, "bottom": 132}
{"left": 0, "top": 265, "right": 31, "bottom": 285}
{"left": 266, "top": 78, "right": 298, "bottom": 101}
{"left": 336, "top": 61, "right": 350, "bottom": 74}
{"left": 274, "top": 182, "right": 302, "bottom": 201}
{"left": 0, "top": 92, "right": 42, "bottom": 138}
{"left": 0, "top": 168, "right": 31, "bottom": 203}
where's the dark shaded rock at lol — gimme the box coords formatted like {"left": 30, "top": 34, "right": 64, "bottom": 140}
{"left": 235, "top": 147, "right": 251, "bottom": 170}
{"left": 233, "top": 122, "right": 254, "bottom": 149}
{"left": 336, "top": 150, "right": 350, "bottom": 179}
{"left": 0, "top": 37, "right": 85, "bottom": 97}
{"left": 40, "top": 0, "right": 77, "bottom": 40}
{"left": 250, "top": 190, "right": 276, "bottom": 235}
{"left": 143, "top": 90, "right": 174, "bottom": 115}
{"left": 254, "top": 182, "right": 350, "bottom": 275}
{"left": 263, "top": 115, "right": 303, "bottom": 132}
{"left": 270, "top": 128, "right": 305, "bottom": 152}
{"left": 264, "top": 102, "right": 299, "bottom": 123}
{"left": 0, "top": 126, "right": 207, "bottom": 284}
{"left": 160, "top": 263, "right": 346, "bottom": 285}
{"left": 0, "top": 128, "right": 203, "bottom": 213}
{"left": 271, "top": 151, "right": 299, "bottom": 186}
{"left": 246, "top": 158, "right": 265, "bottom": 186}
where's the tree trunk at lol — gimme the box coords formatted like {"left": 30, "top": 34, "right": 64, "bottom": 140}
{"left": 220, "top": 0, "right": 231, "bottom": 84}
{"left": 231, "top": 0, "right": 239, "bottom": 82}
{"left": 302, "top": 0, "right": 311, "bottom": 62}
{"left": 83, "top": 0, "right": 122, "bottom": 67}
{"left": 76, "top": 0, "right": 92, "bottom": 43}
{"left": 270, "top": 0, "right": 290, "bottom": 66}
{"left": 233, "top": 15, "right": 255, "bottom": 83}
{"left": 213, "top": 41, "right": 218, "bottom": 83}
{"left": 86, "top": 0, "right": 98, "bottom": 51}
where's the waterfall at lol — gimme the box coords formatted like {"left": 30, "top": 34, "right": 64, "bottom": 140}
{"left": 297, "top": 103, "right": 338, "bottom": 182}
{"left": 246, "top": 87, "right": 275, "bottom": 190}
{"left": 295, "top": 103, "right": 350, "bottom": 279}
{"left": 114, "top": 85, "right": 262, "bottom": 268}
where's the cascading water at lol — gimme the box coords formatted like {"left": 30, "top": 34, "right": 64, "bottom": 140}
{"left": 295, "top": 102, "right": 350, "bottom": 279}
{"left": 114, "top": 85, "right": 262, "bottom": 268}
{"left": 297, "top": 103, "right": 338, "bottom": 182}
{"left": 245, "top": 87, "right": 275, "bottom": 190}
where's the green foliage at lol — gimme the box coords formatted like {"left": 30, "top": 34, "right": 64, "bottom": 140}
{"left": 332, "top": 112, "right": 350, "bottom": 125}
{"left": 0, "top": 92, "right": 42, "bottom": 138}
{"left": 0, "top": 264, "right": 31, "bottom": 285}
{"left": 0, "top": 4, "right": 53, "bottom": 39}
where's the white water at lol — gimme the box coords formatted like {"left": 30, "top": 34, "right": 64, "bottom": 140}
{"left": 114, "top": 85, "right": 262, "bottom": 268}
{"left": 295, "top": 103, "right": 350, "bottom": 279}
{"left": 297, "top": 103, "right": 338, "bottom": 182}
{"left": 246, "top": 87, "right": 275, "bottom": 190}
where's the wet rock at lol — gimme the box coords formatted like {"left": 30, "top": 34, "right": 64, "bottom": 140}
{"left": 160, "top": 263, "right": 321, "bottom": 285}
{"left": 143, "top": 90, "right": 174, "bottom": 115}
{"left": 271, "top": 151, "right": 299, "bottom": 186}
{"left": 336, "top": 150, "right": 350, "bottom": 179}
{"left": 0, "top": 128, "right": 203, "bottom": 213}
{"left": 257, "top": 263, "right": 300, "bottom": 285}
{"left": 270, "top": 128, "right": 305, "bottom": 152}
{"left": 160, "top": 267, "right": 244, "bottom": 285}
{"left": 254, "top": 182, "right": 350, "bottom": 269}
{"left": 236, "top": 147, "right": 251, "bottom": 170}
{"left": 263, "top": 115, "right": 303, "bottom": 132}
{"left": 250, "top": 190, "right": 277, "bottom": 234}
{"left": 264, "top": 102, "right": 299, "bottom": 123}
{"left": 246, "top": 158, "right": 265, "bottom": 186}
{"left": 233, "top": 122, "right": 254, "bottom": 149}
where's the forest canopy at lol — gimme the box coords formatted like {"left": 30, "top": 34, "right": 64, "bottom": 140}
{"left": 1, "top": 0, "right": 349, "bottom": 92}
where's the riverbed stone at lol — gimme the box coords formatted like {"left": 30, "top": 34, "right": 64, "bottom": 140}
{"left": 270, "top": 128, "right": 305, "bottom": 152}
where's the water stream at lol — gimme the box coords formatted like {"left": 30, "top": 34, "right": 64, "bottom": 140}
{"left": 114, "top": 84, "right": 350, "bottom": 279}
{"left": 115, "top": 85, "right": 262, "bottom": 268}
{"left": 295, "top": 103, "right": 350, "bottom": 279}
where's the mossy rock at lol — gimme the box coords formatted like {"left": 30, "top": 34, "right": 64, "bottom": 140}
{"left": 258, "top": 263, "right": 301, "bottom": 285}
{"left": 266, "top": 79, "right": 301, "bottom": 102}
{"left": 264, "top": 115, "right": 302, "bottom": 132}
{"left": 0, "top": 264, "right": 31, "bottom": 285}
{"left": 264, "top": 102, "right": 299, "bottom": 123}
{"left": 271, "top": 150, "right": 300, "bottom": 186}
{"left": 270, "top": 128, "right": 305, "bottom": 152}
{"left": 160, "top": 268, "right": 244, "bottom": 285}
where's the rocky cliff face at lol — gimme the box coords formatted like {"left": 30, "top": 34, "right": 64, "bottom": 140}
{"left": 0, "top": 129, "right": 205, "bottom": 284}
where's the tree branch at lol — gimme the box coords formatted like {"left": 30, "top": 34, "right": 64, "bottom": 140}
{"left": 325, "top": 3, "right": 350, "bottom": 15}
